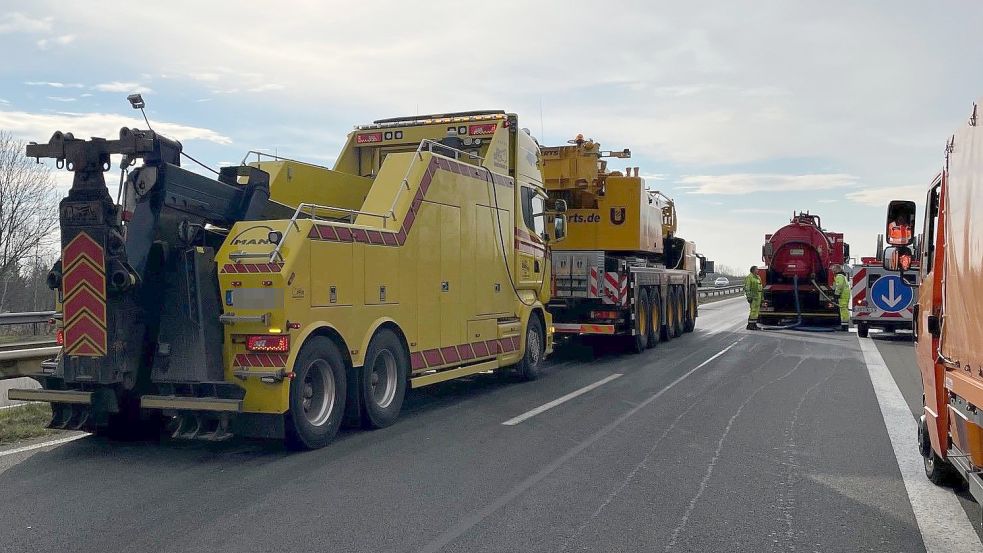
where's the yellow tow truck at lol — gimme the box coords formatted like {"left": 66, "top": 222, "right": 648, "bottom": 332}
{"left": 11, "top": 110, "right": 566, "bottom": 449}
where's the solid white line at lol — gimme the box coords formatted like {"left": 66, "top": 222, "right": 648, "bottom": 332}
{"left": 503, "top": 374, "right": 623, "bottom": 425}
{"left": 858, "top": 337, "right": 981, "bottom": 552}
{"left": 0, "top": 433, "right": 88, "bottom": 458}
{"left": 0, "top": 401, "right": 41, "bottom": 411}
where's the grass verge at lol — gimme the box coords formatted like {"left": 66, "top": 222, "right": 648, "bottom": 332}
{"left": 0, "top": 403, "right": 55, "bottom": 446}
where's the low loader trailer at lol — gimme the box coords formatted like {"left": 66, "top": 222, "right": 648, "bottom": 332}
{"left": 9, "top": 110, "right": 566, "bottom": 449}
{"left": 542, "top": 136, "right": 710, "bottom": 353}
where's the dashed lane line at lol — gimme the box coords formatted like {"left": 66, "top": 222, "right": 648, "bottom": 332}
{"left": 502, "top": 374, "right": 623, "bottom": 426}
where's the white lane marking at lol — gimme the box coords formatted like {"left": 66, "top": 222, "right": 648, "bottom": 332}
{"left": 503, "top": 374, "right": 623, "bottom": 426}
{"left": 0, "top": 433, "right": 88, "bottom": 458}
{"left": 0, "top": 401, "right": 41, "bottom": 411}
{"left": 858, "top": 337, "right": 981, "bottom": 552}
{"left": 420, "top": 339, "right": 743, "bottom": 553}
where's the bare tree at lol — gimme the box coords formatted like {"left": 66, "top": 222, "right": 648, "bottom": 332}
{"left": 0, "top": 131, "right": 59, "bottom": 311}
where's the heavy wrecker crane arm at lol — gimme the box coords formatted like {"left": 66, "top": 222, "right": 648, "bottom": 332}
{"left": 15, "top": 128, "right": 284, "bottom": 432}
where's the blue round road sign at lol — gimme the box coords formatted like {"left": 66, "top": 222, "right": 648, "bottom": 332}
{"left": 869, "top": 275, "right": 913, "bottom": 312}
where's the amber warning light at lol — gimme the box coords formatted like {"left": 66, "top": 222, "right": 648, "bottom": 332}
{"left": 246, "top": 335, "right": 290, "bottom": 352}
{"left": 356, "top": 132, "right": 384, "bottom": 144}
{"left": 468, "top": 124, "right": 497, "bottom": 136}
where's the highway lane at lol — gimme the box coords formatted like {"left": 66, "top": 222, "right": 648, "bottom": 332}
{"left": 0, "top": 298, "right": 979, "bottom": 552}
{"left": 874, "top": 332, "right": 983, "bottom": 543}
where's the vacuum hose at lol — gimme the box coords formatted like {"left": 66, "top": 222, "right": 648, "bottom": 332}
{"left": 759, "top": 275, "right": 835, "bottom": 333}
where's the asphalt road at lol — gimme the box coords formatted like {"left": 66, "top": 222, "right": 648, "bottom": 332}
{"left": 0, "top": 298, "right": 980, "bottom": 552}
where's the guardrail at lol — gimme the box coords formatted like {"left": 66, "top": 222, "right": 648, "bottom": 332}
{"left": 0, "top": 311, "right": 56, "bottom": 326}
{"left": 697, "top": 285, "right": 744, "bottom": 300}
{"left": 0, "top": 311, "right": 58, "bottom": 381}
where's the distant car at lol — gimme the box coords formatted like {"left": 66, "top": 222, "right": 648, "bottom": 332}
{"left": 714, "top": 277, "right": 730, "bottom": 287}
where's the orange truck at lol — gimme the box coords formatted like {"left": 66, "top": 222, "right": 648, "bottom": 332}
{"left": 884, "top": 100, "right": 983, "bottom": 503}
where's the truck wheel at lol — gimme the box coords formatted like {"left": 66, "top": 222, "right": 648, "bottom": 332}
{"left": 647, "top": 288, "right": 661, "bottom": 348}
{"left": 661, "top": 287, "right": 675, "bottom": 341}
{"left": 857, "top": 322, "right": 869, "bottom": 338}
{"left": 683, "top": 287, "right": 697, "bottom": 333}
{"left": 676, "top": 288, "right": 687, "bottom": 336}
{"left": 516, "top": 316, "right": 546, "bottom": 380}
{"left": 286, "top": 336, "right": 347, "bottom": 450}
{"left": 360, "top": 329, "right": 409, "bottom": 429}
{"left": 667, "top": 286, "right": 683, "bottom": 338}
{"left": 920, "top": 414, "right": 957, "bottom": 486}
{"left": 630, "top": 289, "right": 651, "bottom": 354}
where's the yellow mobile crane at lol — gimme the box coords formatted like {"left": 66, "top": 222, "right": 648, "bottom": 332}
{"left": 543, "top": 136, "right": 710, "bottom": 352}
{"left": 11, "top": 109, "right": 566, "bottom": 449}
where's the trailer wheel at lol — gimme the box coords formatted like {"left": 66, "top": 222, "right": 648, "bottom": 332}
{"left": 683, "top": 287, "right": 697, "bottom": 333}
{"left": 516, "top": 316, "right": 546, "bottom": 380}
{"left": 647, "top": 288, "right": 661, "bottom": 348}
{"left": 286, "top": 336, "right": 347, "bottom": 450}
{"left": 661, "top": 287, "right": 675, "bottom": 341}
{"left": 857, "top": 322, "right": 869, "bottom": 338}
{"left": 360, "top": 328, "right": 409, "bottom": 429}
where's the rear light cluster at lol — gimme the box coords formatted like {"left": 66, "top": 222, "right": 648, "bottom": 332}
{"left": 246, "top": 335, "right": 289, "bottom": 352}
{"left": 55, "top": 328, "right": 64, "bottom": 346}
{"left": 590, "top": 310, "right": 621, "bottom": 320}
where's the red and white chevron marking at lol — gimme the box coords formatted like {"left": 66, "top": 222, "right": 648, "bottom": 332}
{"left": 602, "top": 271, "right": 627, "bottom": 306}
{"left": 61, "top": 232, "right": 108, "bottom": 357}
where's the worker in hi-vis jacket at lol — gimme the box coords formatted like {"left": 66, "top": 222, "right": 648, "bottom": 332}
{"left": 833, "top": 265, "right": 851, "bottom": 331}
{"left": 744, "top": 266, "right": 762, "bottom": 330}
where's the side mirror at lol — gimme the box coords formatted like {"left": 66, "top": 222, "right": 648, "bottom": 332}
{"left": 883, "top": 245, "right": 914, "bottom": 272}
{"left": 552, "top": 214, "right": 567, "bottom": 242}
{"left": 886, "top": 200, "right": 916, "bottom": 246}
{"left": 549, "top": 198, "right": 568, "bottom": 213}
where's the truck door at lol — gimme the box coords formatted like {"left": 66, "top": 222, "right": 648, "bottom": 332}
{"left": 440, "top": 204, "right": 462, "bottom": 346}
{"left": 517, "top": 186, "right": 547, "bottom": 288}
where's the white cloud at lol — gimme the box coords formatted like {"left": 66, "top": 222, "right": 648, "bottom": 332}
{"left": 845, "top": 184, "right": 924, "bottom": 207}
{"left": 247, "top": 83, "right": 285, "bottom": 93}
{"left": 36, "top": 34, "right": 75, "bottom": 49}
{"left": 93, "top": 81, "right": 154, "bottom": 93}
{"left": 0, "top": 109, "right": 232, "bottom": 145}
{"left": 46, "top": 96, "right": 76, "bottom": 102}
{"left": 0, "top": 13, "right": 52, "bottom": 34}
{"left": 729, "top": 208, "right": 789, "bottom": 215}
{"left": 25, "top": 81, "right": 84, "bottom": 88}
{"left": 817, "top": 199, "right": 838, "bottom": 203}
{"left": 676, "top": 173, "right": 859, "bottom": 195}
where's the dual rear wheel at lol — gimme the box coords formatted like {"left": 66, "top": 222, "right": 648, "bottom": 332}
{"left": 286, "top": 329, "right": 408, "bottom": 450}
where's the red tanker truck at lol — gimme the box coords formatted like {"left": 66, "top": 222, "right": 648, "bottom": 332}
{"left": 884, "top": 101, "right": 983, "bottom": 505}
{"left": 758, "top": 212, "right": 850, "bottom": 327}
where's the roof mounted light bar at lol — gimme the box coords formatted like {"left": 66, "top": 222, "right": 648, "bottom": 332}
{"left": 357, "top": 110, "right": 509, "bottom": 130}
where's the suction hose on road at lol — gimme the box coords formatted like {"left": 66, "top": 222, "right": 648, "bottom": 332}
{"left": 759, "top": 275, "right": 835, "bottom": 333}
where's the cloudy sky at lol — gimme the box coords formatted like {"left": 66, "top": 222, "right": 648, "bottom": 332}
{"left": 2, "top": 1, "right": 981, "bottom": 270}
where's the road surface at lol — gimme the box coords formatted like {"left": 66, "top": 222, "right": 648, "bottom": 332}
{"left": 1, "top": 297, "right": 980, "bottom": 552}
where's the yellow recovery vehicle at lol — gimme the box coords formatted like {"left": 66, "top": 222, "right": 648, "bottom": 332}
{"left": 11, "top": 109, "right": 565, "bottom": 449}
{"left": 543, "top": 136, "right": 711, "bottom": 352}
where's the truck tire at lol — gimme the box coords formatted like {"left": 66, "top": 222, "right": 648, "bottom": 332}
{"left": 857, "top": 322, "right": 869, "bottom": 338}
{"left": 670, "top": 287, "right": 684, "bottom": 338}
{"left": 360, "top": 328, "right": 409, "bottom": 429}
{"left": 661, "top": 286, "right": 675, "bottom": 342}
{"left": 920, "top": 414, "right": 957, "bottom": 486}
{"left": 647, "top": 288, "right": 661, "bottom": 348}
{"left": 683, "top": 287, "right": 697, "bottom": 333}
{"left": 630, "top": 288, "right": 651, "bottom": 354}
{"left": 286, "top": 336, "right": 348, "bottom": 450}
{"left": 516, "top": 315, "right": 546, "bottom": 381}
